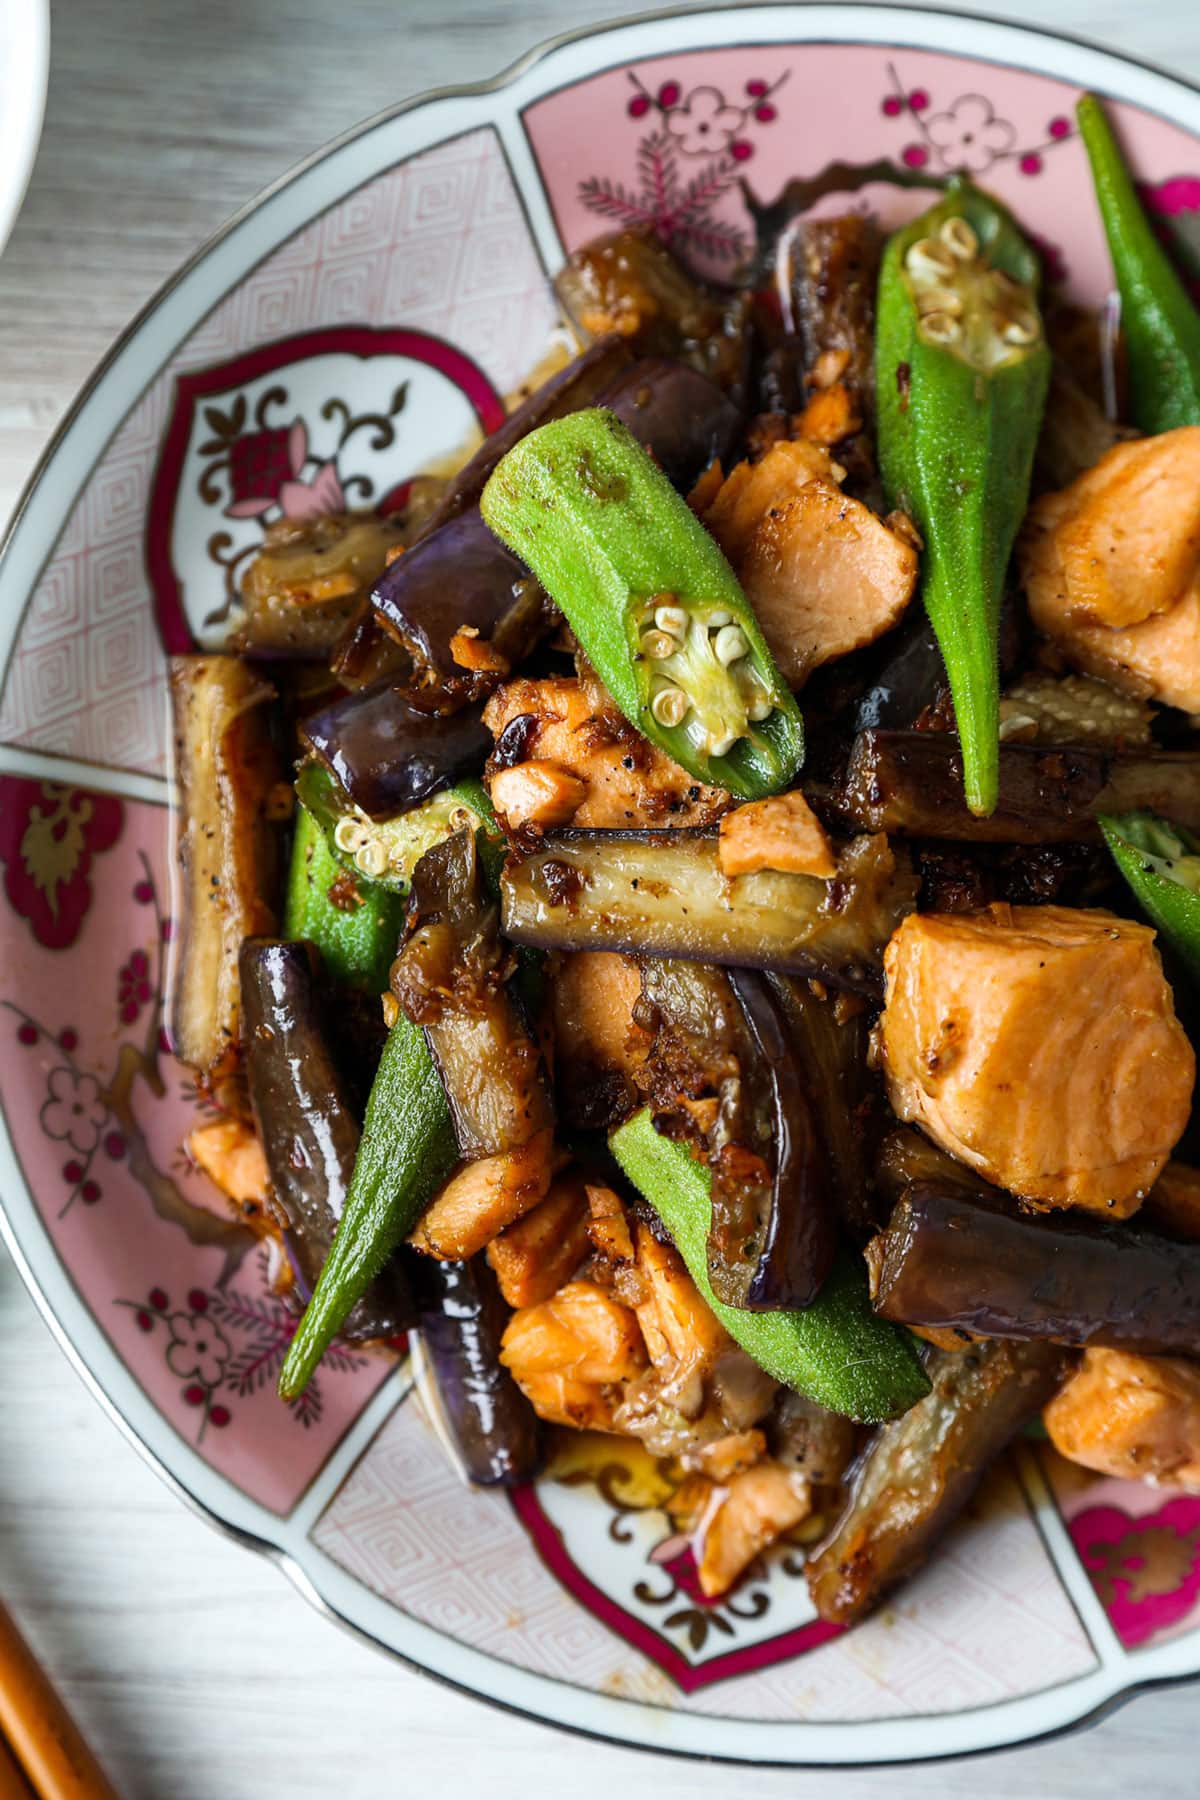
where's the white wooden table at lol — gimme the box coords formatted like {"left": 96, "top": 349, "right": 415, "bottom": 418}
{"left": 2, "top": 3, "right": 1198, "bottom": 1794}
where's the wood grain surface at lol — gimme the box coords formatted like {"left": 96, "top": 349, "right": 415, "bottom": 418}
{"left": 1, "top": 3, "right": 1198, "bottom": 1795}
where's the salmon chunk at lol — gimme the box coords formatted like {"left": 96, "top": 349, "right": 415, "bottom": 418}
{"left": 410, "top": 1128, "right": 556, "bottom": 1259}
{"left": 697, "top": 444, "right": 918, "bottom": 687}
{"left": 486, "top": 1171, "right": 592, "bottom": 1308}
{"left": 500, "top": 1279, "right": 647, "bottom": 1386}
{"left": 718, "top": 790, "right": 837, "bottom": 878}
{"left": 1044, "top": 1348, "right": 1200, "bottom": 1488}
{"left": 1021, "top": 428, "right": 1200, "bottom": 711}
{"left": 489, "top": 760, "right": 588, "bottom": 829}
{"left": 633, "top": 1223, "right": 730, "bottom": 1376}
{"left": 880, "top": 905, "right": 1195, "bottom": 1214}
{"left": 695, "top": 1462, "right": 812, "bottom": 1596}
{"left": 188, "top": 1117, "right": 270, "bottom": 1208}
{"left": 483, "top": 677, "right": 727, "bottom": 828}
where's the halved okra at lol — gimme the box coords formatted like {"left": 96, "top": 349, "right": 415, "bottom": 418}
{"left": 480, "top": 408, "right": 804, "bottom": 800}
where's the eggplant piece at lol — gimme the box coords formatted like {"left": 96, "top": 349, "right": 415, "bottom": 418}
{"left": 727, "top": 971, "right": 836, "bottom": 1310}
{"left": 556, "top": 228, "right": 749, "bottom": 398}
{"left": 393, "top": 829, "right": 553, "bottom": 1160}
{"left": 302, "top": 681, "right": 490, "bottom": 820}
{"left": 169, "top": 656, "right": 283, "bottom": 1076}
{"left": 831, "top": 729, "right": 1200, "bottom": 843}
{"left": 596, "top": 358, "right": 744, "bottom": 491}
{"left": 868, "top": 1178, "right": 1200, "bottom": 1358}
{"left": 806, "top": 1338, "right": 1066, "bottom": 1624}
{"left": 239, "top": 938, "right": 412, "bottom": 1340}
{"left": 782, "top": 214, "right": 882, "bottom": 492}
{"left": 914, "top": 841, "right": 1115, "bottom": 914}
{"left": 412, "top": 1252, "right": 543, "bottom": 1486}
{"left": 367, "top": 507, "right": 555, "bottom": 712}
{"left": 767, "top": 1387, "right": 856, "bottom": 1487}
{"left": 501, "top": 829, "right": 917, "bottom": 996}
{"left": 768, "top": 976, "right": 883, "bottom": 1241}
{"left": 234, "top": 510, "right": 408, "bottom": 659}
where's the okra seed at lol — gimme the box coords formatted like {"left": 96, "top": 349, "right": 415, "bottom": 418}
{"left": 650, "top": 684, "right": 689, "bottom": 728}
{"left": 654, "top": 603, "right": 688, "bottom": 637}
{"left": 356, "top": 842, "right": 388, "bottom": 879}
{"left": 706, "top": 608, "right": 733, "bottom": 628}
{"left": 747, "top": 696, "right": 775, "bottom": 722}
{"left": 708, "top": 732, "right": 737, "bottom": 758}
{"left": 940, "top": 216, "right": 979, "bottom": 261}
{"left": 334, "top": 817, "right": 368, "bottom": 854}
{"left": 999, "top": 310, "right": 1040, "bottom": 345}
{"left": 916, "top": 286, "right": 963, "bottom": 317}
{"left": 713, "top": 624, "right": 748, "bottom": 666}
{"left": 905, "top": 237, "right": 956, "bottom": 281}
{"left": 641, "top": 629, "right": 678, "bottom": 662}
{"left": 919, "top": 311, "right": 962, "bottom": 345}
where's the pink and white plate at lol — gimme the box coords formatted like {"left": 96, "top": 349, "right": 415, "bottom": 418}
{"left": 3, "top": 5, "right": 1200, "bottom": 1765}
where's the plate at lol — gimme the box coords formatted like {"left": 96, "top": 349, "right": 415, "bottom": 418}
{"left": 0, "top": 0, "right": 49, "bottom": 257}
{"left": 2, "top": 4, "right": 1200, "bottom": 1765}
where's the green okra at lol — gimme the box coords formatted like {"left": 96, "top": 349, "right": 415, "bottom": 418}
{"left": 1078, "top": 93, "right": 1200, "bottom": 434}
{"left": 1100, "top": 811, "right": 1200, "bottom": 982}
{"left": 609, "top": 1108, "right": 930, "bottom": 1424}
{"left": 876, "top": 181, "right": 1050, "bottom": 819}
{"left": 480, "top": 408, "right": 804, "bottom": 801}
{"left": 283, "top": 797, "right": 405, "bottom": 997}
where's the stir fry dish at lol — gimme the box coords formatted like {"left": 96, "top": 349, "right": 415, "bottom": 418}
{"left": 171, "top": 95, "right": 1200, "bottom": 1622}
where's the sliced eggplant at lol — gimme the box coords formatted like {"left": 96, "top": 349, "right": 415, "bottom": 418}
{"left": 830, "top": 729, "right": 1200, "bottom": 842}
{"left": 412, "top": 1252, "right": 544, "bottom": 1486}
{"left": 392, "top": 829, "right": 553, "bottom": 1160}
{"left": 239, "top": 938, "right": 412, "bottom": 1340}
{"left": 169, "top": 656, "right": 283, "bottom": 1076}
{"left": 596, "top": 357, "right": 744, "bottom": 491}
{"left": 805, "top": 1338, "right": 1066, "bottom": 1625}
{"left": 235, "top": 510, "right": 407, "bottom": 659}
{"left": 501, "top": 829, "right": 916, "bottom": 996}
{"left": 868, "top": 1178, "right": 1200, "bottom": 1358}
{"left": 556, "top": 228, "right": 749, "bottom": 397}
{"left": 301, "top": 681, "right": 490, "bottom": 820}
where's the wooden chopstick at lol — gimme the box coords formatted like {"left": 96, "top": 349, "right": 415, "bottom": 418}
{"left": 0, "top": 1603, "right": 120, "bottom": 1800}
{"left": 0, "top": 1726, "right": 35, "bottom": 1800}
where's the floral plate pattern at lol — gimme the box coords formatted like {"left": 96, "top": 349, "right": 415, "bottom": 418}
{"left": 3, "top": 5, "right": 1200, "bottom": 1765}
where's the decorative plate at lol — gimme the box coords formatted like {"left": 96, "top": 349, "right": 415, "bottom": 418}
{"left": 3, "top": 4, "right": 1200, "bottom": 1765}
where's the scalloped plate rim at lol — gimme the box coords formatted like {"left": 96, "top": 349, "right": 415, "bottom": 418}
{"left": 4, "top": 1, "right": 1200, "bottom": 1765}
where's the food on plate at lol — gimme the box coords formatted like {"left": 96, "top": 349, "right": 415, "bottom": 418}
{"left": 168, "top": 95, "right": 1200, "bottom": 1619}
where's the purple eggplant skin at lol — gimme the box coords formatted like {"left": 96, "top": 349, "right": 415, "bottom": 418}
{"left": 831, "top": 729, "right": 1200, "bottom": 843}
{"left": 411, "top": 1253, "right": 543, "bottom": 1486}
{"left": 301, "top": 681, "right": 491, "bottom": 819}
{"left": 806, "top": 1337, "right": 1066, "bottom": 1625}
{"left": 728, "top": 970, "right": 836, "bottom": 1311}
{"left": 596, "top": 359, "right": 744, "bottom": 492}
{"left": 239, "top": 939, "right": 413, "bottom": 1342}
{"left": 368, "top": 508, "right": 553, "bottom": 713}
{"left": 868, "top": 1179, "right": 1200, "bottom": 1358}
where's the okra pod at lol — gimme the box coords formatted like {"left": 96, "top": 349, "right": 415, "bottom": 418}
{"left": 480, "top": 408, "right": 804, "bottom": 800}
{"left": 1100, "top": 810, "right": 1200, "bottom": 981}
{"left": 876, "top": 182, "right": 1050, "bottom": 817}
{"left": 609, "top": 1108, "right": 929, "bottom": 1423}
{"left": 283, "top": 797, "right": 405, "bottom": 996}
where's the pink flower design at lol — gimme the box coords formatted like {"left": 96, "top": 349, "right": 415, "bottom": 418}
{"left": 117, "top": 947, "right": 153, "bottom": 1026}
{"left": 1144, "top": 176, "right": 1200, "bottom": 217}
{"left": 225, "top": 420, "right": 344, "bottom": 520}
{"left": 924, "top": 94, "right": 1016, "bottom": 174}
{"left": 1071, "top": 1496, "right": 1200, "bottom": 1647}
{"left": 664, "top": 87, "right": 744, "bottom": 156}
{"left": 41, "top": 1066, "right": 108, "bottom": 1156}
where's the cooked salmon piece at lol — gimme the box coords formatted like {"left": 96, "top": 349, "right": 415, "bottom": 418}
{"left": 410, "top": 1128, "right": 556, "bottom": 1259}
{"left": 1021, "top": 429, "right": 1200, "bottom": 711}
{"left": 695, "top": 438, "right": 833, "bottom": 564}
{"left": 585, "top": 1182, "right": 636, "bottom": 1266}
{"left": 880, "top": 904, "right": 1195, "bottom": 1214}
{"left": 485, "top": 1171, "right": 592, "bottom": 1308}
{"left": 633, "top": 1222, "right": 730, "bottom": 1376}
{"left": 483, "top": 677, "right": 728, "bottom": 828}
{"left": 695, "top": 1461, "right": 812, "bottom": 1596}
{"left": 1144, "top": 1161, "right": 1200, "bottom": 1240}
{"left": 718, "top": 790, "right": 837, "bottom": 879}
{"left": 188, "top": 1116, "right": 270, "bottom": 1208}
{"left": 695, "top": 1428, "right": 767, "bottom": 1482}
{"left": 500, "top": 1278, "right": 647, "bottom": 1385}
{"left": 489, "top": 760, "right": 588, "bottom": 829}
{"left": 796, "top": 383, "right": 862, "bottom": 448}
{"left": 552, "top": 951, "right": 647, "bottom": 1084}
{"left": 739, "top": 482, "right": 918, "bottom": 686}
{"left": 515, "top": 1371, "right": 625, "bottom": 1433}
{"left": 1044, "top": 1347, "right": 1200, "bottom": 1488}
